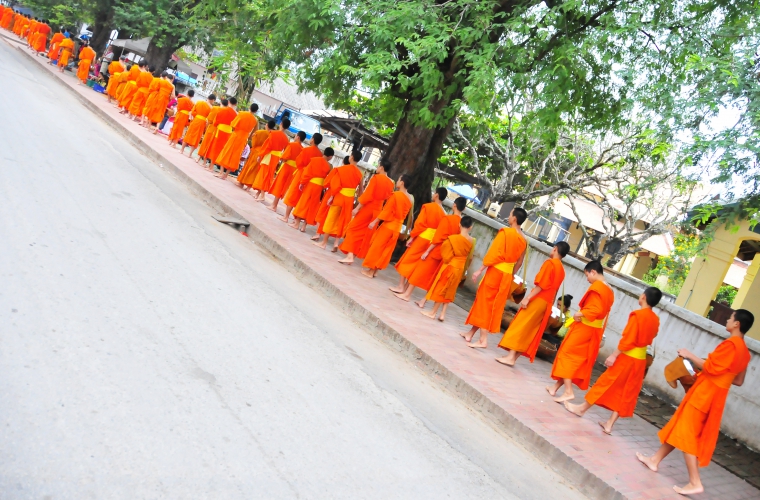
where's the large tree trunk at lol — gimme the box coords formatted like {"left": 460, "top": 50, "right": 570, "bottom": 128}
{"left": 384, "top": 97, "right": 459, "bottom": 214}
{"left": 144, "top": 34, "right": 182, "bottom": 72}
{"left": 89, "top": 8, "right": 113, "bottom": 57}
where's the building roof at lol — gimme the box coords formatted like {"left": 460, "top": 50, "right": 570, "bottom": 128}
{"left": 257, "top": 78, "right": 326, "bottom": 111}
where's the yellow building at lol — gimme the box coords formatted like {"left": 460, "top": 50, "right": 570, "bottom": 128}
{"left": 676, "top": 219, "right": 760, "bottom": 340}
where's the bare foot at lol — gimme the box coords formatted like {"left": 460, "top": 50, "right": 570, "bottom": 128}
{"left": 420, "top": 310, "right": 436, "bottom": 319}
{"left": 338, "top": 258, "right": 353, "bottom": 265}
{"left": 288, "top": 222, "right": 299, "bottom": 229}
{"left": 438, "top": 316, "right": 445, "bottom": 322}
{"left": 636, "top": 452, "right": 659, "bottom": 473}
{"left": 598, "top": 421, "right": 612, "bottom": 435}
{"left": 331, "top": 246, "right": 339, "bottom": 253}
{"left": 388, "top": 286, "right": 405, "bottom": 293}
{"left": 310, "top": 234, "right": 320, "bottom": 241}
{"left": 267, "top": 205, "right": 278, "bottom": 212}
{"left": 468, "top": 341, "right": 488, "bottom": 349}
{"left": 495, "top": 356, "right": 515, "bottom": 367}
{"left": 553, "top": 393, "right": 575, "bottom": 403}
{"left": 299, "top": 225, "right": 305, "bottom": 233}
{"left": 673, "top": 483, "right": 703, "bottom": 496}
{"left": 460, "top": 331, "right": 474, "bottom": 342}
{"left": 312, "top": 241, "right": 328, "bottom": 249}
{"left": 564, "top": 402, "right": 585, "bottom": 417}
{"left": 393, "top": 292, "right": 410, "bottom": 302}
{"left": 361, "top": 269, "right": 375, "bottom": 278}
{"left": 414, "top": 299, "right": 426, "bottom": 309}
{"left": 545, "top": 385, "right": 558, "bottom": 397}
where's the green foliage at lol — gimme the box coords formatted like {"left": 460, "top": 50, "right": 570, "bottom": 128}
{"left": 112, "top": 0, "right": 204, "bottom": 51}
{"left": 643, "top": 233, "right": 701, "bottom": 296}
{"left": 24, "top": 0, "right": 90, "bottom": 28}
{"left": 715, "top": 285, "right": 738, "bottom": 307}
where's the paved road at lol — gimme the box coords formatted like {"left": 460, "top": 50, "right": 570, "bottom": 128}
{"left": 0, "top": 39, "right": 586, "bottom": 499}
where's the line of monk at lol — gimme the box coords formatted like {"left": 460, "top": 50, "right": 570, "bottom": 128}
{"left": 25, "top": 40, "right": 753, "bottom": 492}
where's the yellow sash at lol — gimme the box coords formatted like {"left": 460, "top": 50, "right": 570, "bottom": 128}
{"left": 285, "top": 160, "right": 297, "bottom": 167}
{"left": 449, "top": 255, "right": 468, "bottom": 270}
{"left": 494, "top": 262, "right": 515, "bottom": 274}
{"left": 261, "top": 153, "right": 272, "bottom": 165}
{"left": 195, "top": 115, "right": 207, "bottom": 121}
{"left": 271, "top": 151, "right": 283, "bottom": 158}
{"left": 309, "top": 177, "right": 325, "bottom": 186}
{"left": 581, "top": 317, "right": 606, "bottom": 328}
{"left": 339, "top": 188, "right": 357, "bottom": 197}
{"left": 419, "top": 228, "right": 436, "bottom": 241}
{"left": 216, "top": 123, "right": 232, "bottom": 133}
{"left": 622, "top": 346, "right": 647, "bottom": 360}
{"left": 179, "top": 110, "right": 190, "bottom": 115}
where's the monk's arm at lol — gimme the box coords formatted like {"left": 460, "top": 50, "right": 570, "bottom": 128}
{"left": 734, "top": 369, "right": 747, "bottom": 386}
{"left": 519, "top": 285, "right": 543, "bottom": 309}
{"left": 573, "top": 292, "right": 605, "bottom": 322}
{"left": 606, "top": 316, "right": 639, "bottom": 367}
{"left": 677, "top": 349, "right": 705, "bottom": 371}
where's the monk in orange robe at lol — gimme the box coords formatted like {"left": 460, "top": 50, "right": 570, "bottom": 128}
{"left": 547, "top": 260, "right": 615, "bottom": 402}
{"left": 290, "top": 148, "right": 335, "bottom": 231}
{"left": 267, "top": 131, "right": 306, "bottom": 212}
{"left": 215, "top": 103, "right": 259, "bottom": 179}
{"left": 196, "top": 101, "right": 222, "bottom": 163}
{"left": 180, "top": 93, "right": 215, "bottom": 155}
{"left": 139, "top": 73, "right": 161, "bottom": 126}
{"left": 250, "top": 118, "right": 291, "bottom": 198}
{"left": 47, "top": 31, "right": 64, "bottom": 61}
{"left": 278, "top": 134, "right": 324, "bottom": 223}
{"left": 313, "top": 151, "right": 364, "bottom": 251}
{"left": 32, "top": 22, "right": 50, "bottom": 52}
{"left": 147, "top": 73, "right": 175, "bottom": 131}
{"left": 110, "top": 66, "right": 130, "bottom": 102}
{"left": 168, "top": 90, "right": 196, "bottom": 146}
{"left": 105, "top": 56, "right": 126, "bottom": 102}
{"left": 636, "top": 310, "right": 752, "bottom": 496}
{"left": 495, "top": 241, "right": 569, "bottom": 366}
{"left": 204, "top": 97, "right": 238, "bottom": 167}
{"left": 360, "top": 175, "right": 414, "bottom": 278}
{"left": 460, "top": 208, "right": 528, "bottom": 349}
{"left": 75, "top": 43, "right": 96, "bottom": 84}
{"left": 311, "top": 157, "right": 345, "bottom": 241}
{"left": 128, "top": 65, "right": 154, "bottom": 119}
{"left": 337, "top": 159, "right": 395, "bottom": 264}
{"left": 420, "top": 216, "right": 475, "bottom": 321}
{"left": 564, "top": 286, "right": 662, "bottom": 434}
{"left": 236, "top": 121, "right": 273, "bottom": 187}
{"left": 57, "top": 35, "right": 75, "bottom": 72}
{"left": 393, "top": 196, "right": 466, "bottom": 306}
{"left": 117, "top": 62, "right": 143, "bottom": 110}
{"left": 390, "top": 187, "right": 448, "bottom": 294}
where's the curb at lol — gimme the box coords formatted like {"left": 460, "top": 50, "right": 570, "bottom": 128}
{"left": 15, "top": 42, "right": 624, "bottom": 500}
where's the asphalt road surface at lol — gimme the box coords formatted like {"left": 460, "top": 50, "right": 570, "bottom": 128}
{"left": 0, "top": 39, "right": 586, "bottom": 499}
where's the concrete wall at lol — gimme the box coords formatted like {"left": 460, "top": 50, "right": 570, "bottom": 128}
{"left": 450, "top": 201, "right": 760, "bottom": 451}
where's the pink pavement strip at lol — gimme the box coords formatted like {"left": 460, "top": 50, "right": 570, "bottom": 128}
{"left": 8, "top": 36, "right": 759, "bottom": 500}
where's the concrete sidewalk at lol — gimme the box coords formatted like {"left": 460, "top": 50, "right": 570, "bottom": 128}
{"left": 7, "top": 35, "right": 758, "bottom": 500}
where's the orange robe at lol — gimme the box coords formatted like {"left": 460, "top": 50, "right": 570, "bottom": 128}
{"left": 550, "top": 281, "right": 615, "bottom": 389}
{"left": 319, "top": 163, "right": 363, "bottom": 237}
{"left": 269, "top": 141, "right": 305, "bottom": 198}
{"left": 118, "top": 65, "right": 141, "bottom": 108}
{"left": 112, "top": 70, "right": 130, "bottom": 100}
{"left": 363, "top": 191, "right": 413, "bottom": 270}
{"left": 208, "top": 107, "right": 238, "bottom": 162}
{"left": 395, "top": 202, "right": 446, "bottom": 279}
{"left": 315, "top": 168, "right": 339, "bottom": 234}
{"left": 182, "top": 101, "right": 212, "bottom": 148}
{"left": 32, "top": 23, "right": 50, "bottom": 52}
{"left": 197, "top": 105, "right": 221, "bottom": 159}
{"left": 128, "top": 69, "right": 154, "bottom": 116}
{"left": 236, "top": 129, "right": 271, "bottom": 186}
{"left": 339, "top": 173, "right": 395, "bottom": 258}
{"left": 658, "top": 336, "right": 750, "bottom": 466}
{"left": 498, "top": 258, "right": 566, "bottom": 362}
{"left": 216, "top": 111, "right": 258, "bottom": 172}
{"left": 76, "top": 45, "right": 96, "bottom": 83}
{"left": 465, "top": 227, "right": 528, "bottom": 333}
{"left": 169, "top": 96, "right": 194, "bottom": 142}
{"left": 141, "top": 77, "right": 161, "bottom": 116}
{"left": 282, "top": 145, "right": 323, "bottom": 206}
{"left": 146, "top": 78, "right": 174, "bottom": 124}
{"left": 251, "top": 130, "right": 291, "bottom": 191}
{"left": 585, "top": 308, "right": 659, "bottom": 417}
{"left": 105, "top": 61, "right": 126, "bottom": 96}
{"left": 47, "top": 32, "right": 64, "bottom": 59}
{"left": 425, "top": 234, "right": 474, "bottom": 303}
{"left": 57, "top": 38, "right": 75, "bottom": 68}
{"left": 407, "top": 214, "right": 462, "bottom": 291}
{"left": 292, "top": 157, "right": 333, "bottom": 225}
